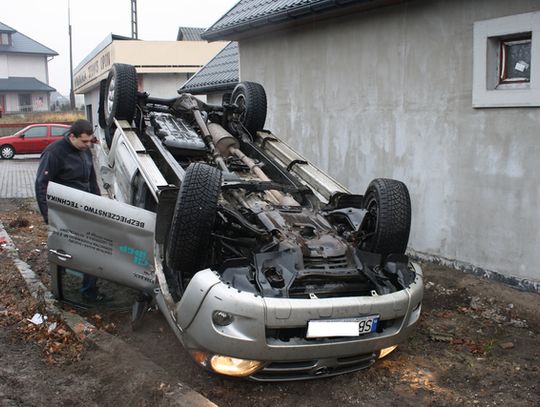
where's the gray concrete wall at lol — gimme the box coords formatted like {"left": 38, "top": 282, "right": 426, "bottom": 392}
{"left": 238, "top": 0, "right": 540, "bottom": 283}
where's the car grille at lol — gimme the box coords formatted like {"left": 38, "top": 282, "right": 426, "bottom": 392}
{"left": 249, "top": 352, "right": 378, "bottom": 381}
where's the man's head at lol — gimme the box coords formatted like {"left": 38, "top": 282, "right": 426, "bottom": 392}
{"left": 68, "top": 119, "right": 94, "bottom": 151}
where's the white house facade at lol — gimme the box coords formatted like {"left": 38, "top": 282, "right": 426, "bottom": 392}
{"left": 0, "top": 21, "right": 57, "bottom": 113}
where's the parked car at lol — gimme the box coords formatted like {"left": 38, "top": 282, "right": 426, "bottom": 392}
{"left": 47, "top": 64, "right": 423, "bottom": 381}
{"left": 0, "top": 123, "right": 70, "bottom": 159}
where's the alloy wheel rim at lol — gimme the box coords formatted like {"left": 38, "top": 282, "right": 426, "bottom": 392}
{"left": 106, "top": 77, "right": 116, "bottom": 118}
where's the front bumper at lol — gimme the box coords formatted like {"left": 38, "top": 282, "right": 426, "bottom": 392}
{"left": 172, "top": 263, "right": 423, "bottom": 380}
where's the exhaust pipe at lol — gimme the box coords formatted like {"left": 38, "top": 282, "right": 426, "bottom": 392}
{"left": 208, "top": 123, "right": 299, "bottom": 207}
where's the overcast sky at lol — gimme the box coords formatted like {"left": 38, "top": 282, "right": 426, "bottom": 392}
{"left": 2, "top": 0, "right": 238, "bottom": 95}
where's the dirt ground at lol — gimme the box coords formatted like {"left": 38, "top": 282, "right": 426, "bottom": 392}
{"left": 1, "top": 197, "right": 539, "bottom": 406}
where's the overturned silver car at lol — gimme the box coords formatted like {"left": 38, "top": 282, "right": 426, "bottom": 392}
{"left": 47, "top": 64, "right": 423, "bottom": 381}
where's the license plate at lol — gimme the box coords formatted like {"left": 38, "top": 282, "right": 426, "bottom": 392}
{"left": 306, "top": 315, "right": 379, "bottom": 338}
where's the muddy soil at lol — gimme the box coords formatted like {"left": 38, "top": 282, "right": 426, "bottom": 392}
{"left": 1, "top": 198, "right": 539, "bottom": 406}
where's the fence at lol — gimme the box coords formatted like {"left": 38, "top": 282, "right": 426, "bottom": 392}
{"left": 0, "top": 111, "right": 85, "bottom": 137}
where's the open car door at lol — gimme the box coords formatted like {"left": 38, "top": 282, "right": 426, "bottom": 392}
{"left": 47, "top": 182, "right": 156, "bottom": 293}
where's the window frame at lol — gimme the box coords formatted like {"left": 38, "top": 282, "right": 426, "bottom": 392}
{"left": 473, "top": 11, "right": 540, "bottom": 108}
{"left": 51, "top": 126, "right": 69, "bottom": 137}
{"left": 0, "top": 33, "right": 11, "bottom": 46}
{"left": 18, "top": 93, "right": 32, "bottom": 112}
{"left": 499, "top": 35, "right": 531, "bottom": 85}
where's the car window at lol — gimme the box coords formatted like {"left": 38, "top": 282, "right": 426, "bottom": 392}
{"left": 24, "top": 126, "right": 47, "bottom": 138}
{"left": 51, "top": 126, "right": 68, "bottom": 136}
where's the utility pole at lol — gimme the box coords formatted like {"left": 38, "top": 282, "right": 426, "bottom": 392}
{"left": 68, "top": 0, "right": 75, "bottom": 110}
{"left": 131, "top": 0, "right": 138, "bottom": 39}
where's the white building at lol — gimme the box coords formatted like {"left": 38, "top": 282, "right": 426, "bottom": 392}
{"left": 0, "top": 21, "right": 57, "bottom": 113}
{"left": 73, "top": 29, "right": 226, "bottom": 126}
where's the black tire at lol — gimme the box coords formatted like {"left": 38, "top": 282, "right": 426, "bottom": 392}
{"left": 166, "top": 163, "right": 222, "bottom": 287}
{"left": 98, "top": 79, "right": 107, "bottom": 129}
{"left": 359, "top": 178, "right": 411, "bottom": 257}
{"left": 229, "top": 81, "right": 267, "bottom": 135}
{"left": 104, "top": 63, "right": 137, "bottom": 127}
{"left": 0, "top": 145, "right": 15, "bottom": 159}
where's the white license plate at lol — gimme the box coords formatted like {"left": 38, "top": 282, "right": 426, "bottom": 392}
{"left": 306, "top": 315, "right": 379, "bottom": 338}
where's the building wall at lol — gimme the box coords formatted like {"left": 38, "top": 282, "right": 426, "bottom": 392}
{"left": 31, "top": 92, "right": 49, "bottom": 111}
{"left": 5, "top": 54, "right": 47, "bottom": 82}
{"left": 206, "top": 93, "right": 224, "bottom": 105}
{"left": 141, "top": 73, "right": 190, "bottom": 99}
{"left": 3, "top": 91, "right": 50, "bottom": 112}
{"left": 238, "top": 0, "right": 540, "bottom": 283}
{"left": 0, "top": 54, "right": 8, "bottom": 77}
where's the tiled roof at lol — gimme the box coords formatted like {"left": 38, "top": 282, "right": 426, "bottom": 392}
{"left": 0, "top": 22, "right": 16, "bottom": 33}
{"left": 203, "top": 0, "right": 397, "bottom": 40}
{"left": 179, "top": 42, "right": 239, "bottom": 94}
{"left": 176, "top": 27, "right": 206, "bottom": 41}
{"left": 0, "top": 77, "right": 56, "bottom": 92}
{"left": 0, "top": 21, "right": 57, "bottom": 56}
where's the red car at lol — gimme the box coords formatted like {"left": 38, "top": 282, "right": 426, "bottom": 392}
{"left": 0, "top": 123, "right": 70, "bottom": 159}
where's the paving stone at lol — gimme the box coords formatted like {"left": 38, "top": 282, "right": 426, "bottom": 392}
{"left": 0, "top": 155, "right": 39, "bottom": 198}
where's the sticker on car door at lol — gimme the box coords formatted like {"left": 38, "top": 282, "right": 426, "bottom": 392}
{"left": 47, "top": 182, "right": 157, "bottom": 291}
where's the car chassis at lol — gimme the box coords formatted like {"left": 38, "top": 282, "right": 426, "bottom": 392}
{"left": 47, "top": 64, "right": 423, "bottom": 381}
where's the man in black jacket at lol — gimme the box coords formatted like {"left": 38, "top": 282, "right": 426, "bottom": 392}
{"left": 35, "top": 119, "right": 102, "bottom": 301}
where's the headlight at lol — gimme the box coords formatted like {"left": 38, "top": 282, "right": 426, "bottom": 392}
{"left": 189, "top": 351, "right": 264, "bottom": 377}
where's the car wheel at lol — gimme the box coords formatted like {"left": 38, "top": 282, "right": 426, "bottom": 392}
{"left": 228, "top": 81, "right": 267, "bottom": 136}
{"left": 358, "top": 178, "right": 411, "bottom": 257}
{"left": 0, "top": 145, "right": 15, "bottom": 159}
{"left": 104, "top": 63, "right": 137, "bottom": 127}
{"left": 166, "top": 163, "right": 222, "bottom": 290}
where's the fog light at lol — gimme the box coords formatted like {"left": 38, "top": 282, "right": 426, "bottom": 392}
{"left": 378, "top": 345, "right": 398, "bottom": 359}
{"left": 210, "top": 355, "right": 264, "bottom": 377}
{"left": 212, "top": 310, "right": 234, "bottom": 326}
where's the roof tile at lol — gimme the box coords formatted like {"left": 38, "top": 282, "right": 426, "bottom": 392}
{"left": 203, "top": 0, "right": 391, "bottom": 40}
{"left": 0, "top": 77, "right": 56, "bottom": 92}
{"left": 179, "top": 42, "right": 239, "bottom": 94}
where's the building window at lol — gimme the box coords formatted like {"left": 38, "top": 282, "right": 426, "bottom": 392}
{"left": 18, "top": 94, "right": 32, "bottom": 112}
{"left": 0, "top": 33, "right": 10, "bottom": 45}
{"left": 473, "top": 12, "right": 540, "bottom": 107}
{"left": 498, "top": 34, "right": 531, "bottom": 87}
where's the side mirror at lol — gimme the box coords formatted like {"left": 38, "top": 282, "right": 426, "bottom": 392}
{"left": 19, "top": 133, "right": 25, "bottom": 138}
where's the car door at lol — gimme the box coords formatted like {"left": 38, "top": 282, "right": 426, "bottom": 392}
{"left": 21, "top": 125, "right": 48, "bottom": 153}
{"left": 47, "top": 182, "right": 157, "bottom": 292}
